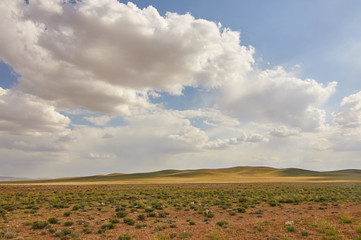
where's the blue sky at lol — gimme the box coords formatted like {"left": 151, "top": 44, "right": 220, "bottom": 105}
{"left": 0, "top": 0, "right": 361, "bottom": 178}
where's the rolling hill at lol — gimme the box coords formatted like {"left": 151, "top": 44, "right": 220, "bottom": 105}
{"left": 3, "top": 166, "right": 361, "bottom": 184}
{"left": 0, "top": 176, "right": 30, "bottom": 181}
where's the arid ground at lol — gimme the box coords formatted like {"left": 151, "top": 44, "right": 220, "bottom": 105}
{"left": 1, "top": 183, "right": 361, "bottom": 240}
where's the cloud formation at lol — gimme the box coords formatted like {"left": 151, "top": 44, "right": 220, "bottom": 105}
{"left": 0, "top": 87, "right": 70, "bottom": 133}
{"left": 218, "top": 67, "right": 336, "bottom": 130}
{"left": 0, "top": 0, "right": 254, "bottom": 114}
{"left": 333, "top": 91, "right": 361, "bottom": 128}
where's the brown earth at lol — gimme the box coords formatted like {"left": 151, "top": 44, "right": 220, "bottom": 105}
{"left": 0, "top": 184, "right": 361, "bottom": 240}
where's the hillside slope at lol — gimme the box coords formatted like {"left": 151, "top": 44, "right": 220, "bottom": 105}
{"left": 4, "top": 166, "right": 361, "bottom": 184}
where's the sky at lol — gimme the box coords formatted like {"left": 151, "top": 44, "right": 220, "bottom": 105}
{"left": 1, "top": 0, "right": 361, "bottom": 178}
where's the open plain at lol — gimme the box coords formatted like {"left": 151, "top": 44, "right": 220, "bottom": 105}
{"left": 1, "top": 181, "right": 361, "bottom": 240}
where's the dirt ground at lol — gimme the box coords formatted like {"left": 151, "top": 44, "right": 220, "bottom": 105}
{"left": 1, "top": 184, "right": 361, "bottom": 240}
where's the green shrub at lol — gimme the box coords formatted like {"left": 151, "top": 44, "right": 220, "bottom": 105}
{"left": 204, "top": 211, "right": 214, "bottom": 218}
{"left": 179, "top": 232, "right": 192, "bottom": 238}
{"left": 216, "top": 221, "right": 228, "bottom": 228}
{"left": 154, "top": 226, "right": 167, "bottom": 231}
{"left": 137, "top": 214, "right": 146, "bottom": 221}
{"left": 48, "top": 217, "right": 58, "bottom": 224}
{"left": 109, "top": 218, "right": 120, "bottom": 224}
{"left": 286, "top": 226, "right": 295, "bottom": 232}
{"left": 147, "top": 212, "right": 156, "bottom": 217}
{"left": 101, "top": 223, "right": 114, "bottom": 230}
{"left": 145, "top": 208, "right": 154, "bottom": 213}
{"left": 63, "top": 221, "right": 74, "bottom": 226}
{"left": 151, "top": 202, "right": 163, "bottom": 210}
{"left": 340, "top": 215, "right": 352, "bottom": 224}
{"left": 83, "top": 227, "right": 92, "bottom": 234}
{"left": 158, "top": 211, "right": 169, "bottom": 218}
{"left": 237, "top": 207, "right": 246, "bottom": 213}
{"left": 63, "top": 211, "right": 71, "bottom": 217}
{"left": 32, "top": 221, "right": 48, "bottom": 229}
{"left": 116, "top": 211, "right": 128, "bottom": 218}
{"left": 3, "top": 231, "right": 16, "bottom": 239}
{"left": 118, "top": 233, "right": 132, "bottom": 240}
{"left": 123, "top": 217, "right": 135, "bottom": 226}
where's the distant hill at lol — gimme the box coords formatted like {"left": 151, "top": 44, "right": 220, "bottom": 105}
{"left": 3, "top": 166, "right": 361, "bottom": 184}
{"left": 0, "top": 176, "right": 30, "bottom": 181}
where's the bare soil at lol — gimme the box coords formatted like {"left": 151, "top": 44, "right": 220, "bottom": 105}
{"left": 0, "top": 184, "right": 360, "bottom": 240}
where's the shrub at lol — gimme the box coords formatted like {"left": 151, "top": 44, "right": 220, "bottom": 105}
{"left": 4, "top": 231, "right": 16, "bottom": 239}
{"left": 23, "top": 221, "right": 32, "bottom": 226}
{"left": 137, "top": 214, "right": 146, "bottom": 221}
{"left": 147, "top": 212, "right": 156, "bottom": 217}
{"left": 204, "top": 211, "right": 214, "bottom": 218}
{"left": 179, "top": 232, "right": 192, "bottom": 238}
{"left": 301, "top": 230, "right": 309, "bottom": 236}
{"left": 268, "top": 200, "right": 278, "bottom": 207}
{"left": 123, "top": 217, "right": 135, "bottom": 226}
{"left": 118, "top": 233, "right": 132, "bottom": 240}
{"left": 63, "top": 211, "right": 71, "bottom": 217}
{"left": 340, "top": 215, "right": 352, "bottom": 224}
{"left": 286, "top": 226, "right": 295, "bottom": 232}
{"left": 116, "top": 206, "right": 126, "bottom": 212}
{"left": 151, "top": 202, "right": 163, "bottom": 210}
{"left": 116, "top": 211, "right": 128, "bottom": 218}
{"left": 109, "top": 218, "right": 120, "bottom": 224}
{"left": 83, "top": 227, "right": 92, "bottom": 234}
{"left": 229, "top": 211, "right": 236, "bottom": 216}
{"left": 216, "top": 221, "right": 228, "bottom": 228}
{"left": 145, "top": 208, "right": 154, "bottom": 213}
{"left": 54, "top": 228, "right": 73, "bottom": 238}
{"left": 237, "top": 207, "right": 246, "bottom": 213}
{"left": 158, "top": 211, "right": 169, "bottom": 218}
{"left": 32, "top": 221, "right": 48, "bottom": 229}
{"left": 154, "top": 226, "right": 167, "bottom": 231}
{"left": 101, "top": 223, "right": 114, "bottom": 230}
{"left": 48, "top": 217, "right": 58, "bottom": 224}
{"left": 72, "top": 205, "right": 82, "bottom": 211}
{"left": 63, "top": 221, "right": 74, "bottom": 226}
{"left": 136, "top": 223, "right": 146, "bottom": 229}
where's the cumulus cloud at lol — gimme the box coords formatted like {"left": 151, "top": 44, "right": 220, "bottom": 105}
{"left": 218, "top": 67, "right": 337, "bottom": 130}
{"left": 333, "top": 91, "right": 361, "bottom": 128}
{"left": 0, "top": 87, "right": 70, "bottom": 133}
{"left": 205, "top": 132, "right": 269, "bottom": 149}
{"left": 0, "top": 0, "right": 254, "bottom": 114}
{"left": 270, "top": 126, "right": 300, "bottom": 138}
{"left": 84, "top": 115, "right": 113, "bottom": 126}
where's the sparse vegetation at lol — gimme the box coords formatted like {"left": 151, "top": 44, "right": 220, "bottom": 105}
{"left": 0, "top": 182, "right": 360, "bottom": 239}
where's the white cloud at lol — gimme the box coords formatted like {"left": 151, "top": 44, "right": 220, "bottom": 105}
{"left": 270, "top": 126, "right": 300, "bottom": 138}
{"left": 204, "top": 132, "right": 269, "bottom": 149}
{"left": 0, "top": 0, "right": 254, "bottom": 114}
{"left": 0, "top": 87, "right": 70, "bottom": 133}
{"left": 218, "top": 67, "right": 336, "bottom": 130}
{"left": 84, "top": 115, "right": 112, "bottom": 126}
{"left": 333, "top": 91, "right": 361, "bottom": 128}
